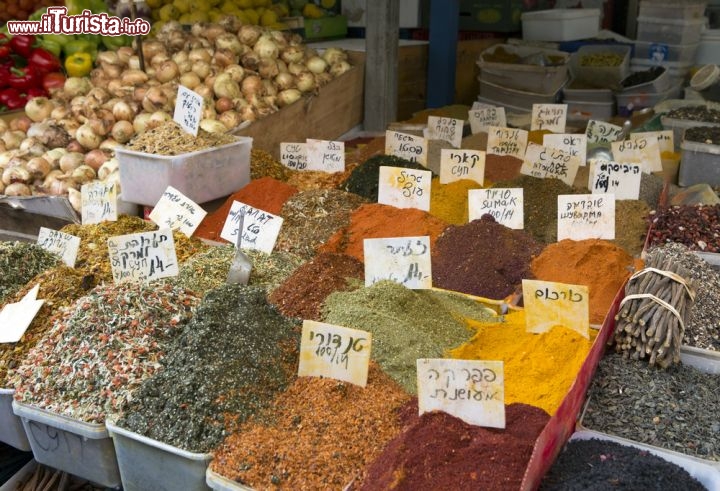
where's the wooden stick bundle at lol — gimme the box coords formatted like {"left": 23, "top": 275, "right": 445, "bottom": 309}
{"left": 613, "top": 249, "right": 696, "bottom": 368}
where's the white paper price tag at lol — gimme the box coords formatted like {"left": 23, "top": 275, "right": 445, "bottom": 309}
{"left": 585, "top": 120, "right": 624, "bottom": 144}
{"left": 522, "top": 279, "right": 589, "bottom": 339}
{"left": 363, "top": 236, "right": 432, "bottom": 289}
{"left": 37, "top": 227, "right": 80, "bottom": 267}
{"left": 611, "top": 136, "right": 662, "bottom": 173}
{"left": 439, "top": 149, "right": 485, "bottom": 185}
{"left": 148, "top": 186, "right": 207, "bottom": 238}
{"left": 589, "top": 160, "right": 641, "bottom": 200}
{"left": 427, "top": 116, "right": 463, "bottom": 148}
{"left": 107, "top": 229, "right": 179, "bottom": 284}
{"left": 377, "top": 166, "right": 431, "bottom": 211}
{"left": 173, "top": 85, "right": 203, "bottom": 136}
{"left": 543, "top": 133, "right": 587, "bottom": 166}
{"left": 0, "top": 285, "right": 44, "bottom": 343}
{"left": 468, "top": 106, "right": 506, "bottom": 134}
{"left": 520, "top": 143, "right": 581, "bottom": 186}
{"left": 298, "top": 320, "right": 371, "bottom": 387}
{"left": 81, "top": 181, "right": 117, "bottom": 225}
{"left": 306, "top": 139, "right": 345, "bottom": 172}
{"left": 531, "top": 104, "right": 567, "bottom": 133}
{"left": 557, "top": 194, "right": 615, "bottom": 241}
{"left": 417, "top": 358, "right": 505, "bottom": 428}
{"left": 468, "top": 188, "right": 523, "bottom": 229}
{"left": 280, "top": 142, "right": 308, "bottom": 170}
{"left": 486, "top": 126, "right": 528, "bottom": 158}
{"left": 220, "top": 201, "right": 283, "bottom": 254}
{"left": 385, "top": 130, "right": 428, "bottom": 166}
{"left": 630, "top": 130, "right": 673, "bottom": 154}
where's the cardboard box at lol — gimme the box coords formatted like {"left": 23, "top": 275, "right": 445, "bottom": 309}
{"left": 234, "top": 51, "right": 365, "bottom": 160}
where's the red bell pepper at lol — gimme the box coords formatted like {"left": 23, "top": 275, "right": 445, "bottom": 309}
{"left": 42, "top": 72, "right": 65, "bottom": 93}
{"left": 0, "top": 65, "right": 10, "bottom": 89}
{"left": 9, "top": 35, "right": 35, "bottom": 58}
{"left": 28, "top": 48, "right": 61, "bottom": 75}
{"left": 0, "top": 88, "right": 27, "bottom": 110}
{"left": 26, "top": 86, "right": 48, "bottom": 99}
{"left": 8, "top": 66, "right": 39, "bottom": 91}
{"left": 0, "top": 34, "right": 10, "bottom": 60}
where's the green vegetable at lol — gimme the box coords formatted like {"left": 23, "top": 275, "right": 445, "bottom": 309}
{"left": 38, "top": 39, "right": 62, "bottom": 58}
{"left": 101, "top": 35, "right": 132, "bottom": 51}
{"left": 63, "top": 39, "right": 97, "bottom": 61}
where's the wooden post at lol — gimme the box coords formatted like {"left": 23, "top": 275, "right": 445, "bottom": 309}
{"left": 364, "top": 0, "right": 400, "bottom": 131}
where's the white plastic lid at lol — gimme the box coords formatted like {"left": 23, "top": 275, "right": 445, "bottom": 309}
{"left": 691, "top": 64, "right": 720, "bottom": 91}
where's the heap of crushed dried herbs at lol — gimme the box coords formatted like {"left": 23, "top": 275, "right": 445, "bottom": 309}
{"left": 11, "top": 283, "right": 200, "bottom": 423}
{"left": 0, "top": 242, "right": 60, "bottom": 304}
{"left": 0, "top": 267, "right": 94, "bottom": 386}
{"left": 163, "top": 245, "right": 235, "bottom": 296}
{"left": 117, "top": 285, "right": 299, "bottom": 453}
{"left": 245, "top": 249, "right": 305, "bottom": 291}
{"left": 251, "top": 149, "right": 290, "bottom": 181}
{"left": 276, "top": 189, "right": 368, "bottom": 259}
{"left": 124, "top": 121, "right": 236, "bottom": 155}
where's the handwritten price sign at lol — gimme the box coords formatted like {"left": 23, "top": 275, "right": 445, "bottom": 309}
{"left": 37, "top": 227, "right": 80, "bottom": 267}
{"left": 543, "top": 133, "right": 587, "bottom": 166}
{"left": 219, "top": 201, "right": 283, "bottom": 254}
{"left": 81, "top": 181, "right": 117, "bottom": 225}
{"left": 486, "top": 126, "right": 528, "bottom": 158}
{"left": 611, "top": 136, "right": 662, "bottom": 173}
{"left": 468, "top": 106, "right": 506, "bottom": 134}
{"left": 585, "top": 120, "right": 624, "bottom": 144}
{"left": 107, "top": 229, "right": 179, "bottom": 284}
{"left": 377, "top": 166, "right": 431, "bottom": 211}
{"left": 385, "top": 130, "right": 428, "bottom": 166}
{"left": 557, "top": 194, "right": 615, "bottom": 241}
{"left": 531, "top": 104, "right": 567, "bottom": 133}
{"left": 468, "top": 188, "right": 523, "bottom": 229}
{"left": 280, "top": 142, "right": 308, "bottom": 170}
{"left": 364, "top": 236, "right": 432, "bottom": 289}
{"left": 630, "top": 130, "right": 673, "bottom": 154}
{"left": 427, "top": 116, "right": 463, "bottom": 148}
{"left": 298, "top": 320, "right": 371, "bottom": 387}
{"left": 589, "top": 160, "right": 641, "bottom": 200}
{"left": 417, "top": 358, "right": 505, "bottom": 428}
{"left": 148, "top": 186, "right": 207, "bottom": 237}
{"left": 306, "top": 139, "right": 345, "bottom": 173}
{"left": 522, "top": 279, "right": 589, "bottom": 338}
{"left": 439, "top": 149, "right": 485, "bottom": 185}
{"left": 520, "top": 143, "right": 581, "bottom": 186}
{"left": 173, "top": 85, "right": 203, "bottom": 136}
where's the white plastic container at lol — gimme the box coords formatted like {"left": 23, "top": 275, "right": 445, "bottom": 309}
{"left": 563, "top": 80, "right": 614, "bottom": 102}
{"left": 679, "top": 137, "right": 720, "bottom": 186}
{"left": 11, "top": 401, "right": 121, "bottom": 488}
{"left": 636, "top": 16, "right": 706, "bottom": 45}
{"left": 638, "top": 1, "right": 708, "bottom": 20}
{"left": 631, "top": 57, "right": 693, "bottom": 84}
{"left": 206, "top": 469, "right": 253, "bottom": 491}
{"left": 106, "top": 421, "right": 213, "bottom": 491}
{"left": 521, "top": 8, "right": 600, "bottom": 41}
{"left": 478, "top": 77, "right": 564, "bottom": 111}
{"left": 690, "top": 64, "right": 720, "bottom": 102}
{"left": 620, "top": 65, "right": 671, "bottom": 93}
{"left": 697, "top": 29, "right": 720, "bottom": 64}
{"left": 633, "top": 40, "right": 699, "bottom": 64}
{"left": 0, "top": 460, "right": 37, "bottom": 491}
{"left": 475, "top": 95, "right": 531, "bottom": 116}
{"left": 116, "top": 136, "right": 252, "bottom": 207}
{"left": 477, "top": 44, "right": 570, "bottom": 94}
{"left": 565, "top": 99, "right": 616, "bottom": 120}
{"left": 661, "top": 113, "right": 720, "bottom": 148}
{"left": 617, "top": 81, "right": 683, "bottom": 115}
{"left": 570, "top": 44, "right": 632, "bottom": 88}
{"left": 0, "top": 389, "right": 30, "bottom": 451}
{"left": 680, "top": 344, "right": 720, "bottom": 373}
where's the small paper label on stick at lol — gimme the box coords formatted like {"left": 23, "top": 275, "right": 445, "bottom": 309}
{"left": 557, "top": 194, "right": 615, "bottom": 241}
{"left": 417, "top": 358, "right": 505, "bottom": 428}
{"left": 520, "top": 143, "right": 580, "bottom": 186}
{"left": 589, "top": 159, "right": 641, "bottom": 200}
{"left": 486, "top": 126, "right": 528, "bottom": 158}
{"left": 427, "top": 116, "right": 463, "bottom": 148}
{"left": 280, "top": 142, "right": 308, "bottom": 170}
{"left": 611, "top": 136, "right": 662, "bottom": 173}
{"left": 377, "top": 166, "right": 431, "bottom": 211}
{"left": 173, "top": 85, "right": 203, "bottom": 136}
{"left": 522, "top": 279, "right": 589, "bottom": 339}
{"left": 0, "top": 285, "right": 44, "bottom": 343}
{"left": 468, "top": 188, "right": 523, "bottom": 229}
{"left": 531, "top": 104, "right": 567, "bottom": 133}
{"left": 298, "top": 320, "right": 371, "bottom": 387}
{"left": 149, "top": 186, "right": 207, "bottom": 238}
{"left": 306, "top": 139, "right": 345, "bottom": 172}
{"left": 543, "top": 133, "right": 587, "bottom": 166}
{"left": 81, "top": 181, "right": 117, "bottom": 225}
{"left": 630, "top": 130, "right": 673, "bottom": 154}
{"left": 585, "top": 120, "right": 624, "bottom": 144}
{"left": 37, "top": 227, "right": 80, "bottom": 268}
{"left": 468, "top": 106, "right": 506, "bottom": 134}
{"left": 439, "top": 149, "right": 485, "bottom": 185}
{"left": 107, "top": 229, "right": 179, "bottom": 284}
{"left": 364, "top": 236, "right": 432, "bottom": 289}
{"left": 220, "top": 201, "right": 283, "bottom": 254}
{"left": 385, "top": 130, "right": 428, "bottom": 165}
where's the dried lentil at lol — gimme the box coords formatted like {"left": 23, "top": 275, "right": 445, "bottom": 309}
{"left": 11, "top": 283, "right": 200, "bottom": 423}
{"left": 0, "top": 242, "right": 60, "bottom": 304}
{"left": 211, "top": 363, "right": 410, "bottom": 490}
{"left": 322, "top": 281, "right": 490, "bottom": 393}
{"left": 275, "top": 189, "right": 368, "bottom": 260}
{"left": 117, "top": 285, "right": 299, "bottom": 453}
{"left": 125, "top": 121, "right": 235, "bottom": 155}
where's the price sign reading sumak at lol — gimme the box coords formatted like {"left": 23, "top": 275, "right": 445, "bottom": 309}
{"left": 427, "top": 116, "right": 463, "bottom": 148}
{"left": 149, "top": 186, "right": 207, "bottom": 238}
{"left": 377, "top": 166, "right": 432, "bottom": 211}
{"left": 81, "top": 181, "right": 117, "bottom": 225}
{"left": 468, "top": 188, "right": 523, "bottom": 229}
{"left": 531, "top": 103, "right": 567, "bottom": 133}
{"left": 37, "top": 227, "right": 80, "bottom": 267}
{"left": 173, "top": 85, "right": 203, "bottom": 136}
{"left": 107, "top": 229, "right": 179, "bottom": 284}
{"left": 520, "top": 143, "right": 581, "bottom": 186}
{"left": 468, "top": 106, "right": 506, "bottom": 134}
{"left": 630, "top": 130, "right": 673, "bottom": 154}
{"left": 298, "top": 320, "right": 371, "bottom": 387}
{"left": 522, "top": 279, "right": 589, "bottom": 339}
{"left": 385, "top": 130, "right": 428, "bottom": 165}
{"left": 486, "top": 126, "right": 528, "bottom": 158}
{"left": 280, "top": 142, "right": 308, "bottom": 170}
{"left": 219, "top": 201, "right": 283, "bottom": 254}
{"left": 543, "top": 133, "right": 588, "bottom": 166}
{"left": 589, "top": 159, "right": 641, "bottom": 200}
{"left": 364, "top": 236, "right": 432, "bottom": 289}
{"left": 557, "top": 194, "right": 615, "bottom": 241}
{"left": 439, "top": 149, "right": 485, "bottom": 185}
{"left": 585, "top": 120, "right": 624, "bottom": 144}
{"left": 306, "top": 139, "right": 345, "bottom": 172}
{"left": 417, "top": 358, "right": 505, "bottom": 428}
{"left": 611, "top": 136, "right": 662, "bottom": 173}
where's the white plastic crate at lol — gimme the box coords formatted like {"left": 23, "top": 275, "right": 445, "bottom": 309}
{"left": 617, "top": 81, "right": 683, "bottom": 115}
{"left": 570, "top": 44, "right": 632, "bottom": 88}
{"left": 0, "top": 389, "right": 30, "bottom": 451}
{"left": 679, "top": 137, "right": 720, "bottom": 186}
{"left": 565, "top": 99, "right": 616, "bottom": 120}
{"left": 634, "top": 40, "right": 699, "bottom": 63}
{"left": 478, "top": 44, "right": 570, "bottom": 94}
{"left": 638, "top": 1, "right": 708, "bottom": 20}
{"left": 478, "top": 77, "right": 564, "bottom": 111}
{"left": 521, "top": 8, "right": 600, "bottom": 41}
{"left": 636, "top": 16, "right": 706, "bottom": 45}
{"left": 661, "top": 113, "right": 720, "bottom": 148}
{"left": 620, "top": 65, "right": 671, "bottom": 94}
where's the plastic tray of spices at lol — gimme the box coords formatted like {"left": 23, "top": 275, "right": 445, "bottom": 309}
{"left": 659, "top": 114, "right": 720, "bottom": 151}
{"left": 0, "top": 388, "right": 31, "bottom": 451}
{"left": 678, "top": 137, "right": 720, "bottom": 187}
{"left": 477, "top": 43, "right": 570, "bottom": 94}
{"left": 567, "top": 430, "right": 720, "bottom": 488}
{"left": 206, "top": 468, "right": 355, "bottom": 491}
{"left": 11, "top": 400, "right": 122, "bottom": 488}
{"left": 105, "top": 421, "right": 213, "bottom": 491}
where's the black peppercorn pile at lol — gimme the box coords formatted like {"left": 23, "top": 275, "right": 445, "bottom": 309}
{"left": 648, "top": 205, "right": 720, "bottom": 252}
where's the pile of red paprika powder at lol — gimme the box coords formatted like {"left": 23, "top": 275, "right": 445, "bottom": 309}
{"left": 0, "top": 34, "right": 64, "bottom": 111}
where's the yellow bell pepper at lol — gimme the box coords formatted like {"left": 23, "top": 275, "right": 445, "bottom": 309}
{"left": 64, "top": 52, "right": 93, "bottom": 78}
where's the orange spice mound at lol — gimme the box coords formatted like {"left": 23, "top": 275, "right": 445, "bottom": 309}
{"left": 318, "top": 203, "right": 449, "bottom": 262}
